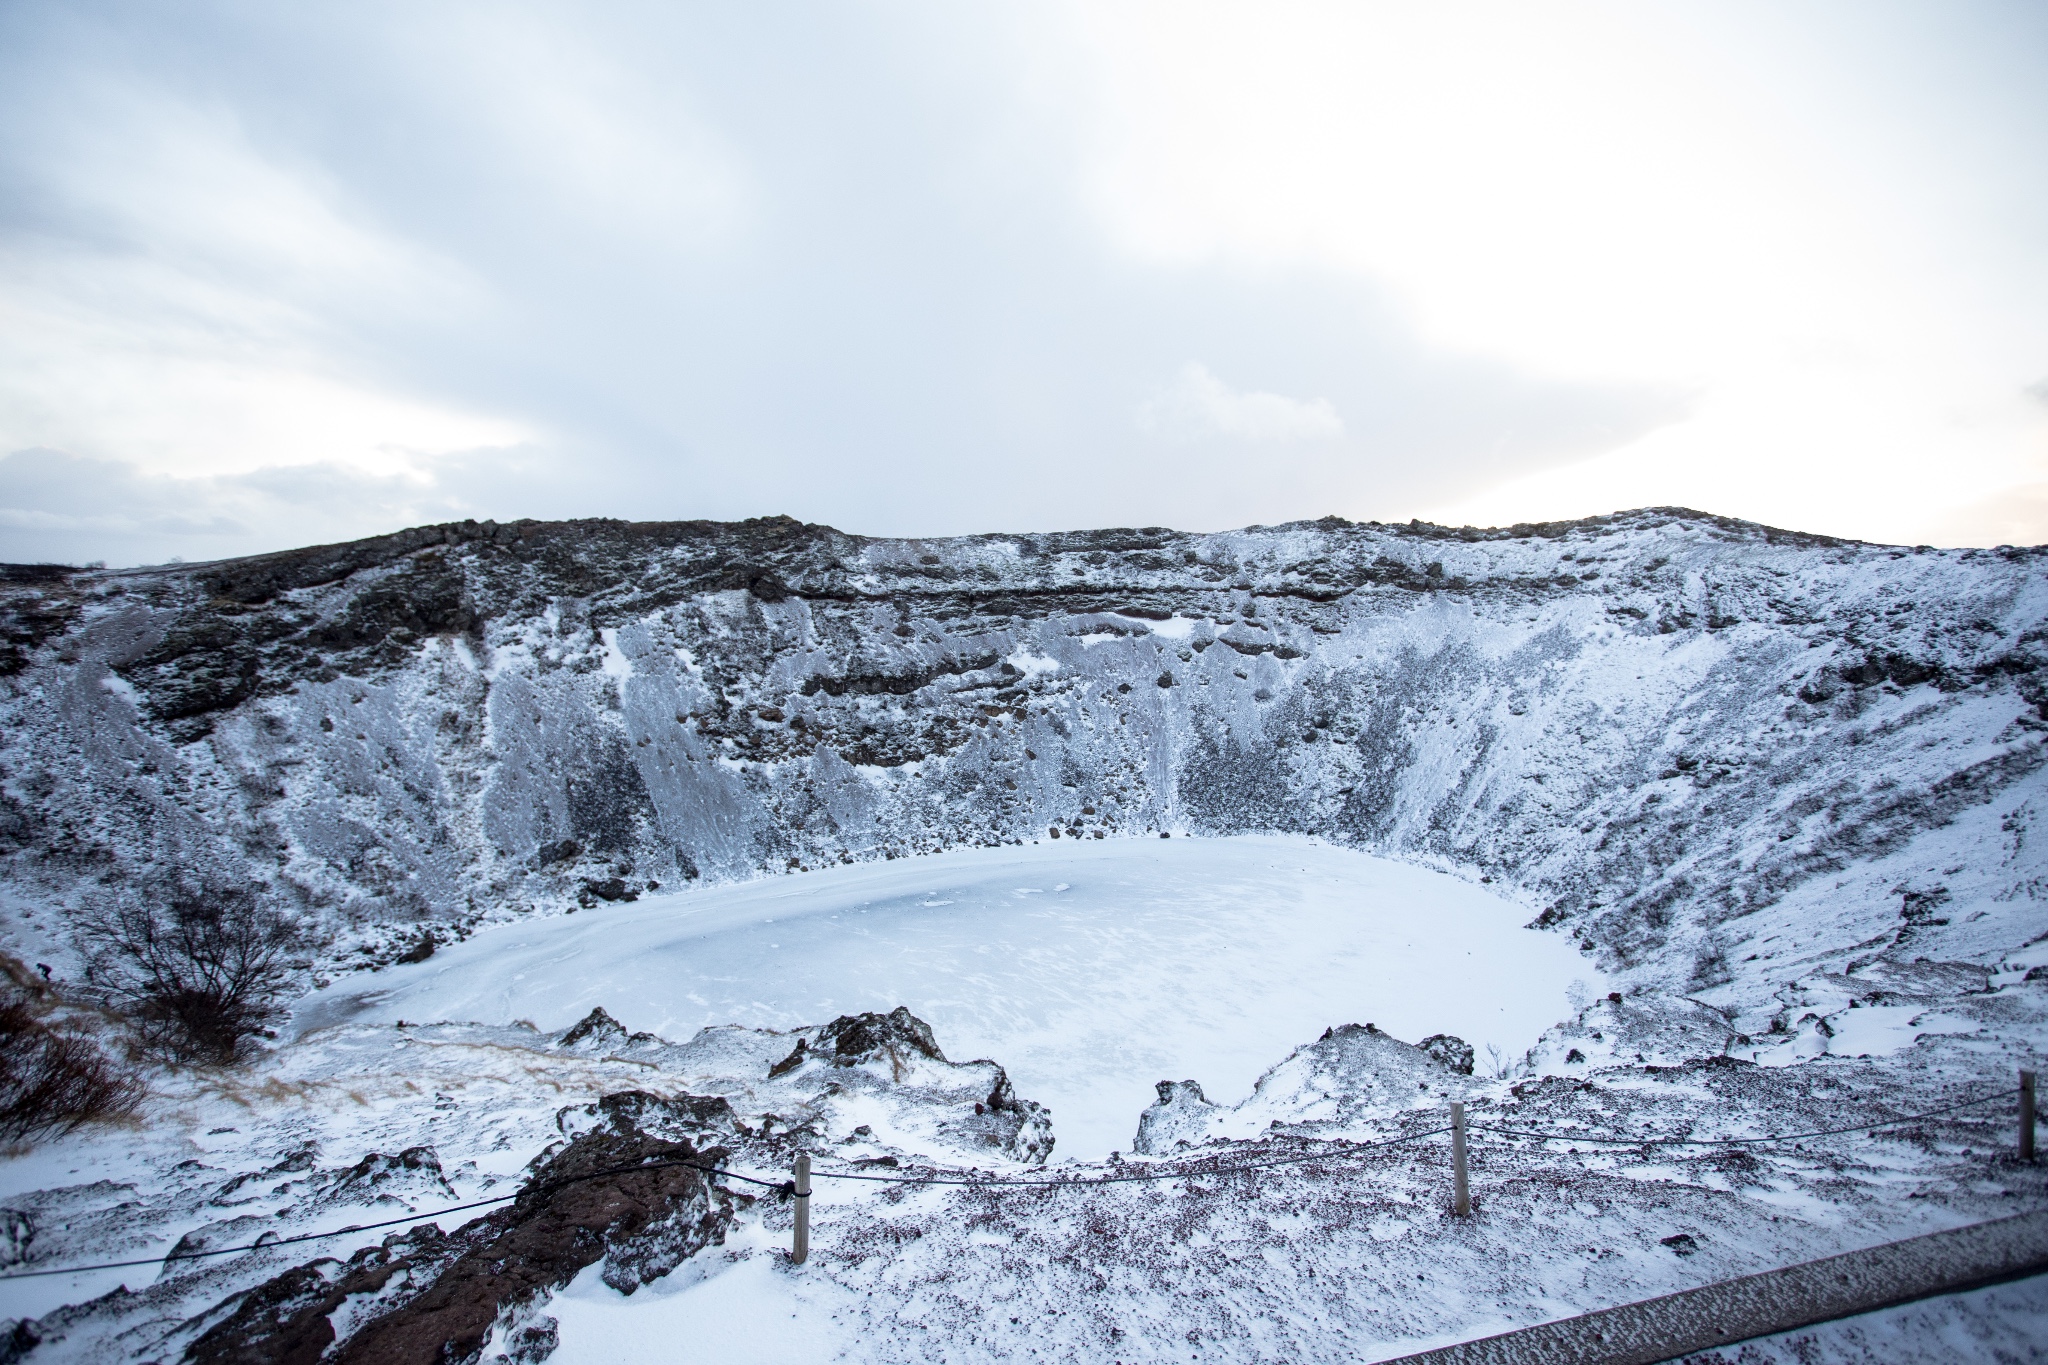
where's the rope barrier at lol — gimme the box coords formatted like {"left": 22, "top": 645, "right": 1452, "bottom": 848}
{"left": 0, "top": 1156, "right": 784, "bottom": 1282}
{"left": 803, "top": 1124, "right": 1458, "bottom": 1187}
{"left": 1469, "top": 1087, "right": 2021, "bottom": 1149}
{"left": 0, "top": 1126, "right": 1455, "bottom": 1281}
{"left": 0, "top": 1083, "right": 2021, "bottom": 1283}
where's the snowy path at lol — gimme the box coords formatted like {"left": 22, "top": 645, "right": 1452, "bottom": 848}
{"left": 296, "top": 835, "right": 1599, "bottom": 1159}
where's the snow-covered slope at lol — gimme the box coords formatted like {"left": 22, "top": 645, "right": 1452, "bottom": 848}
{"left": 2, "top": 507, "right": 2043, "bottom": 1005}
{"left": 1, "top": 507, "right": 2045, "bottom": 1362}
{"left": 6, "top": 972, "right": 2042, "bottom": 1364}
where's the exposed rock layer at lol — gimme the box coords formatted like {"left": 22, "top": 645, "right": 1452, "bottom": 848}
{"left": 0, "top": 508, "right": 2042, "bottom": 992}
{"left": 183, "top": 1091, "right": 740, "bottom": 1365}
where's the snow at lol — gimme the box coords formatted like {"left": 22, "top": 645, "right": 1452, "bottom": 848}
{"left": 296, "top": 835, "right": 1600, "bottom": 1159}
{"left": 5, "top": 512, "right": 2047, "bottom": 1359}
{"left": 597, "top": 627, "right": 634, "bottom": 680}
{"left": 550, "top": 1229, "right": 854, "bottom": 1365}
{"left": 5, "top": 879, "right": 2042, "bottom": 1363}
{"left": 1002, "top": 648, "right": 1058, "bottom": 678}
{"left": 1803, "top": 1006, "right": 1976, "bottom": 1061}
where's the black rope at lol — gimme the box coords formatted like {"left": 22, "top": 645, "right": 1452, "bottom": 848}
{"left": 1469, "top": 1087, "right": 2021, "bottom": 1149}
{"left": 0, "top": 1127, "right": 1451, "bottom": 1281}
{"left": 0, "top": 1085, "right": 2019, "bottom": 1282}
{"left": 0, "top": 1155, "right": 782, "bottom": 1282}
{"left": 804, "top": 1124, "right": 1457, "bottom": 1188}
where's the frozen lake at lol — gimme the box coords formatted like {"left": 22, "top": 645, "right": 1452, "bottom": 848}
{"left": 297, "top": 834, "right": 1600, "bottom": 1160}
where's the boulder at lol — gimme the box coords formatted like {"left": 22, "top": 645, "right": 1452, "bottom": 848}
{"left": 1133, "top": 1080, "right": 1225, "bottom": 1156}
{"left": 184, "top": 1092, "right": 744, "bottom": 1365}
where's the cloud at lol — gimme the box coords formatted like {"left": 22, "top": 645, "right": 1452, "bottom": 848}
{"left": 4, "top": 0, "right": 2037, "bottom": 559}
{"left": 1926, "top": 480, "right": 2048, "bottom": 549}
{"left": 0, "top": 448, "right": 533, "bottom": 567}
{"left": 1135, "top": 363, "right": 1343, "bottom": 443}
{"left": 0, "top": 0, "right": 1679, "bottom": 561}
{"left": 1073, "top": 0, "right": 2048, "bottom": 543}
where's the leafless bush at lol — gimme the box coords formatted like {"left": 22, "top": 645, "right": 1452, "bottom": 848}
{"left": 0, "top": 997, "right": 142, "bottom": 1140}
{"left": 77, "top": 889, "right": 306, "bottom": 1065}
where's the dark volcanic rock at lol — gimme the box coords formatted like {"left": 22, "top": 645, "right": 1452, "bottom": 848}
{"left": 182, "top": 1093, "right": 743, "bottom": 1365}
{"left": 817, "top": 1006, "right": 946, "bottom": 1066}
{"left": 0, "top": 508, "right": 2042, "bottom": 996}
{"left": 182, "top": 1224, "right": 458, "bottom": 1365}
{"left": 556, "top": 1008, "right": 633, "bottom": 1052}
{"left": 393, "top": 932, "right": 436, "bottom": 964}
{"left": 768, "top": 1007, "right": 944, "bottom": 1078}
{"left": 1417, "top": 1034, "right": 1475, "bottom": 1075}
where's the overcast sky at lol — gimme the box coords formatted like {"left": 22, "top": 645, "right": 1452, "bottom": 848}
{"left": 3, "top": 1, "right": 2045, "bottom": 566}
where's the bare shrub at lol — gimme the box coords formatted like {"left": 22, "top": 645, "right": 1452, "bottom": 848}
{"left": 0, "top": 997, "right": 143, "bottom": 1140}
{"left": 77, "top": 889, "right": 306, "bottom": 1065}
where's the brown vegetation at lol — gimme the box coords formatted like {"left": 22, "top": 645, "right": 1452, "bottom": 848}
{"left": 0, "top": 995, "right": 142, "bottom": 1141}
{"left": 76, "top": 889, "right": 305, "bottom": 1065}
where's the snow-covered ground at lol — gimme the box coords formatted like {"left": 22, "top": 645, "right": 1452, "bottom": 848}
{"left": 550, "top": 1237, "right": 845, "bottom": 1365}
{"left": 296, "top": 835, "right": 1599, "bottom": 1160}
{"left": 2, "top": 510, "right": 2044, "bottom": 1361}
{"left": 551, "top": 1249, "right": 2048, "bottom": 1365}
{"left": 1, "top": 833, "right": 2040, "bottom": 1361}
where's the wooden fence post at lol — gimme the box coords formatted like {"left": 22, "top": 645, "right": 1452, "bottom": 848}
{"left": 2023, "top": 1070, "right": 2037, "bottom": 1163}
{"left": 1451, "top": 1101, "right": 1470, "bottom": 1218}
{"left": 792, "top": 1153, "right": 812, "bottom": 1264}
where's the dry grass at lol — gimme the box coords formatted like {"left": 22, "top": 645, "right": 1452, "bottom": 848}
{"left": 75, "top": 889, "right": 304, "bottom": 1065}
{"left": 0, "top": 995, "right": 144, "bottom": 1141}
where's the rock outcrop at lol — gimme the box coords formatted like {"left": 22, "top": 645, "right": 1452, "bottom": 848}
{"left": 762, "top": 1008, "right": 1054, "bottom": 1163}
{"left": 180, "top": 1091, "right": 742, "bottom": 1365}
{"left": 1134, "top": 1023, "right": 1475, "bottom": 1153}
{"left": 2, "top": 508, "right": 2040, "bottom": 1000}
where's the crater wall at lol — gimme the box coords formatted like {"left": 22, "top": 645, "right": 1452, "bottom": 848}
{"left": 2, "top": 508, "right": 2042, "bottom": 995}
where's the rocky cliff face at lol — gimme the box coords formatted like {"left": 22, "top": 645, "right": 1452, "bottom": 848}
{"left": 1, "top": 509, "right": 2042, "bottom": 992}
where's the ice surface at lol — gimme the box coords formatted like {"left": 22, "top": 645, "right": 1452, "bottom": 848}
{"left": 296, "top": 835, "right": 1600, "bottom": 1159}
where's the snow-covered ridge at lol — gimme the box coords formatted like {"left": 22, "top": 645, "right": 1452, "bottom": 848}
{"left": 9, "top": 984, "right": 2042, "bottom": 1362}
{"left": 0, "top": 506, "right": 2042, "bottom": 1007}
{"left": 0, "top": 1003, "right": 1049, "bottom": 1359}
{"left": 4, "top": 507, "right": 2048, "bottom": 1010}
{"left": 3, "top": 507, "right": 2046, "bottom": 1361}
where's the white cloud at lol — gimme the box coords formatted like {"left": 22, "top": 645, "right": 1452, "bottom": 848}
{"left": 1068, "top": 0, "right": 2048, "bottom": 543}
{"left": 397, "top": 6, "right": 749, "bottom": 249}
{"left": 1423, "top": 343, "right": 2048, "bottom": 544}
{"left": 0, "top": 445, "right": 583, "bottom": 568}
{"left": 1136, "top": 363, "right": 1342, "bottom": 443}
{"left": 1071, "top": 1, "right": 1818, "bottom": 381}
{"left": 3, "top": 1, "right": 2044, "bottom": 560}
{"left": 0, "top": 78, "right": 531, "bottom": 480}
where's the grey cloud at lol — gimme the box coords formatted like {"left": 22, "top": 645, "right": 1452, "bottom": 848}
{"left": 0, "top": 450, "right": 488, "bottom": 567}
{"left": 0, "top": 1, "right": 1685, "bottom": 565}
